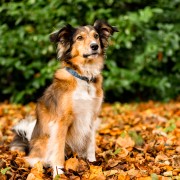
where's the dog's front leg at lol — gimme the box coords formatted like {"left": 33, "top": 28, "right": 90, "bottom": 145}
{"left": 86, "top": 128, "right": 96, "bottom": 162}
{"left": 86, "top": 118, "right": 101, "bottom": 162}
{"left": 47, "top": 120, "right": 69, "bottom": 177}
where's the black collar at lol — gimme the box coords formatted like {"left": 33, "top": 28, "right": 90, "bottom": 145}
{"left": 65, "top": 67, "right": 96, "bottom": 83}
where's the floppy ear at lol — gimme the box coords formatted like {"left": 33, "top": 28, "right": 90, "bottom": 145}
{"left": 94, "top": 20, "right": 118, "bottom": 48}
{"left": 49, "top": 24, "right": 75, "bottom": 60}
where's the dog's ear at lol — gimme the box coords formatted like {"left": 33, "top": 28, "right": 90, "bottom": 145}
{"left": 94, "top": 20, "right": 118, "bottom": 48}
{"left": 50, "top": 24, "right": 75, "bottom": 43}
{"left": 50, "top": 24, "right": 75, "bottom": 60}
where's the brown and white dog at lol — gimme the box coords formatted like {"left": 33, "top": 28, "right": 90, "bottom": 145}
{"left": 10, "top": 20, "right": 118, "bottom": 177}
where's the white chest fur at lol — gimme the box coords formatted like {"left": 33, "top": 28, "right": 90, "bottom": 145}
{"left": 73, "top": 79, "right": 96, "bottom": 100}
{"left": 66, "top": 79, "right": 99, "bottom": 157}
{"left": 72, "top": 79, "right": 98, "bottom": 122}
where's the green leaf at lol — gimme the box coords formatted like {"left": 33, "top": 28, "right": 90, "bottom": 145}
{"left": 113, "top": 148, "right": 121, "bottom": 155}
{"left": 128, "top": 131, "right": 144, "bottom": 146}
{"left": 163, "top": 120, "right": 176, "bottom": 133}
{"left": 120, "top": 131, "right": 126, "bottom": 138}
{"left": 151, "top": 173, "right": 158, "bottom": 180}
{"left": 1, "top": 167, "right": 11, "bottom": 175}
{"left": 53, "top": 174, "right": 60, "bottom": 180}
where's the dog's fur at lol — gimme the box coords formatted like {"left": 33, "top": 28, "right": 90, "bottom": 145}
{"left": 10, "top": 20, "right": 118, "bottom": 177}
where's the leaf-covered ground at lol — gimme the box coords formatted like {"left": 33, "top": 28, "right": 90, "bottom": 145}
{"left": 0, "top": 101, "right": 180, "bottom": 179}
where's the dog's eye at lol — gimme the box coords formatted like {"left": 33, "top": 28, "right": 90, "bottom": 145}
{"left": 94, "top": 34, "right": 99, "bottom": 39}
{"left": 77, "top": 36, "right": 83, "bottom": 40}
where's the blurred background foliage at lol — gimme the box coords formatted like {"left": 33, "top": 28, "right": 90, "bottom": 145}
{"left": 0, "top": 0, "right": 180, "bottom": 103}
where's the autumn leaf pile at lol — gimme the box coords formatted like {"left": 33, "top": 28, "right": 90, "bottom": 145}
{"left": 0, "top": 101, "right": 180, "bottom": 180}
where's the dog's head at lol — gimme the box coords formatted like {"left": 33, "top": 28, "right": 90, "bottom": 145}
{"left": 50, "top": 20, "right": 118, "bottom": 62}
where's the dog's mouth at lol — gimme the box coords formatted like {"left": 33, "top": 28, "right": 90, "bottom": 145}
{"left": 83, "top": 52, "right": 98, "bottom": 58}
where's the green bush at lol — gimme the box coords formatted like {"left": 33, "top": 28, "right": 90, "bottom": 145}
{"left": 0, "top": 0, "right": 180, "bottom": 103}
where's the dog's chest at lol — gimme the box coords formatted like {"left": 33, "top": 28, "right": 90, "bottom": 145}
{"left": 66, "top": 79, "right": 102, "bottom": 154}
{"left": 72, "top": 79, "right": 96, "bottom": 113}
{"left": 73, "top": 79, "right": 96, "bottom": 100}
{"left": 72, "top": 79, "right": 99, "bottom": 131}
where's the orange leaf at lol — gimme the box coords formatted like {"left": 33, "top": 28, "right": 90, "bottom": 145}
{"left": 26, "top": 161, "right": 44, "bottom": 180}
{"left": 89, "top": 165, "right": 105, "bottom": 180}
{"left": 65, "top": 157, "right": 79, "bottom": 171}
{"left": 118, "top": 174, "right": 130, "bottom": 180}
{"left": 136, "top": 177, "right": 151, "bottom": 180}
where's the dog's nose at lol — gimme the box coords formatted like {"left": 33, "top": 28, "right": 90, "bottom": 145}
{"left": 90, "top": 43, "right": 99, "bottom": 51}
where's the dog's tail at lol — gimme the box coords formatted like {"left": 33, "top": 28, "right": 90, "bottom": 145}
{"left": 10, "top": 116, "right": 36, "bottom": 154}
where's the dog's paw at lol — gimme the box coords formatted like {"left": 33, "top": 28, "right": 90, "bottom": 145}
{"left": 87, "top": 156, "right": 96, "bottom": 162}
{"left": 25, "top": 157, "right": 42, "bottom": 167}
{"left": 53, "top": 165, "right": 64, "bottom": 177}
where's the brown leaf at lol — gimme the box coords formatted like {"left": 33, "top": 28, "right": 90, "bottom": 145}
{"left": 127, "top": 169, "right": 139, "bottom": 177}
{"left": 65, "top": 157, "right": 79, "bottom": 171}
{"left": 155, "top": 154, "right": 169, "bottom": 164}
{"left": 107, "top": 159, "right": 119, "bottom": 168}
{"left": 0, "top": 174, "right": 6, "bottom": 180}
{"left": 171, "top": 155, "right": 180, "bottom": 168}
{"left": 77, "top": 159, "right": 88, "bottom": 172}
{"left": 117, "top": 148, "right": 129, "bottom": 158}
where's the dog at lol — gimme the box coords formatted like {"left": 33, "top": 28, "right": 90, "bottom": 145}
{"left": 10, "top": 20, "right": 118, "bottom": 177}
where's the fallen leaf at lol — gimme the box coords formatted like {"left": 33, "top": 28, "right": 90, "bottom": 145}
{"left": 26, "top": 161, "right": 44, "bottom": 180}
{"left": 163, "top": 171, "right": 173, "bottom": 177}
{"left": 65, "top": 157, "right": 79, "bottom": 171}
{"left": 155, "top": 154, "right": 169, "bottom": 164}
{"left": 128, "top": 131, "right": 144, "bottom": 146}
{"left": 103, "top": 169, "right": 118, "bottom": 176}
{"left": 127, "top": 169, "right": 139, "bottom": 177}
{"left": 116, "top": 135, "right": 135, "bottom": 148}
{"left": 0, "top": 167, "right": 11, "bottom": 175}
{"left": 136, "top": 177, "right": 151, "bottom": 180}
{"left": 171, "top": 155, "right": 180, "bottom": 168}
{"left": 107, "top": 159, "right": 119, "bottom": 168}
{"left": 113, "top": 148, "right": 121, "bottom": 155}
{"left": 1, "top": 101, "right": 180, "bottom": 179}
{"left": 151, "top": 173, "right": 158, "bottom": 180}
{"left": 89, "top": 165, "right": 105, "bottom": 180}
{"left": 0, "top": 174, "right": 6, "bottom": 180}
{"left": 117, "top": 148, "right": 129, "bottom": 158}
{"left": 77, "top": 159, "right": 88, "bottom": 172}
{"left": 118, "top": 173, "right": 130, "bottom": 180}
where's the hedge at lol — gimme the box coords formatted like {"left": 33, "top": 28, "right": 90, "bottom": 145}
{"left": 0, "top": 0, "right": 180, "bottom": 103}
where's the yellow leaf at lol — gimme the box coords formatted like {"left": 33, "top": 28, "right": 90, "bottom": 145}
{"left": 103, "top": 170, "right": 118, "bottom": 176}
{"left": 26, "top": 173, "right": 42, "bottom": 180}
